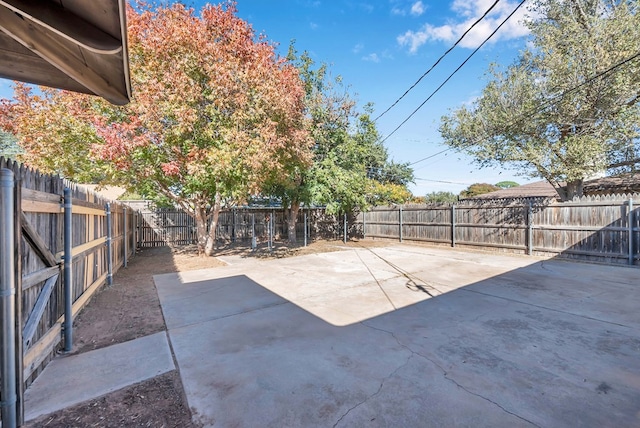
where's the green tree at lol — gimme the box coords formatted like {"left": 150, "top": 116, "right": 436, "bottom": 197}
{"left": 460, "top": 183, "right": 500, "bottom": 198}
{"left": 495, "top": 181, "right": 519, "bottom": 189}
{"left": 272, "top": 46, "right": 414, "bottom": 240}
{"left": 440, "top": 0, "right": 640, "bottom": 200}
{"left": 424, "top": 191, "right": 458, "bottom": 204}
{"left": 0, "top": 130, "right": 22, "bottom": 159}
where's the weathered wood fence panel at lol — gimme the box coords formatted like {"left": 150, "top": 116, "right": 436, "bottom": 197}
{"left": 358, "top": 196, "right": 640, "bottom": 265}
{"left": 0, "top": 158, "right": 136, "bottom": 399}
{"left": 136, "top": 207, "right": 341, "bottom": 247}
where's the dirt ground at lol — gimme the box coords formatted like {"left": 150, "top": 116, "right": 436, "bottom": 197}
{"left": 25, "top": 239, "right": 390, "bottom": 428}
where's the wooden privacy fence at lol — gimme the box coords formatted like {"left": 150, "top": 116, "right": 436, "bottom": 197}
{"left": 0, "top": 158, "right": 137, "bottom": 425}
{"left": 358, "top": 195, "right": 640, "bottom": 265}
{"left": 136, "top": 207, "right": 342, "bottom": 248}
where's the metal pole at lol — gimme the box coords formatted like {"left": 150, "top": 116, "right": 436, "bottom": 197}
{"left": 251, "top": 213, "right": 256, "bottom": 251}
{"left": 343, "top": 213, "right": 347, "bottom": 243}
{"left": 13, "top": 179, "right": 23, "bottom": 426}
{"left": 268, "top": 213, "right": 272, "bottom": 251}
{"left": 629, "top": 199, "right": 634, "bottom": 266}
{"left": 451, "top": 204, "right": 456, "bottom": 248}
{"left": 0, "top": 169, "right": 17, "bottom": 428}
{"left": 232, "top": 208, "right": 236, "bottom": 243}
{"left": 399, "top": 205, "right": 403, "bottom": 243}
{"left": 527, "top": 203, "right": 534, "bottom": 256}
{"left": 63, "top": 188, "right": 73, "bottom": 352}
{"left": 123, "top": 207, "right": 128, "bottom": 268}
{"left": 106, "top": 203, "right": 113, "bottom": 286}
{"left": 304, "top": 211, "right": 308, "bottom": 247}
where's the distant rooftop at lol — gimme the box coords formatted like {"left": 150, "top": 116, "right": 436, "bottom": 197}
{"left": 463, "top": 173, "right": 640, "bottom": 201}
{"left": 462, "top": 181, "right": 560, "bottom": 201}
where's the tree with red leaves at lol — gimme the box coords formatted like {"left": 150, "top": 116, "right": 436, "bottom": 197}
{"left": 1, "top": 1, "right": 312, "bottom": 255}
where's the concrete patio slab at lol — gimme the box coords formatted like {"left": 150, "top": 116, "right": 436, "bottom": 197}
{"left": 155, "top": 245, "right": 640, "bottom": 427}
{"left": 24, "top": 332, "right": 174, "bottom": 421}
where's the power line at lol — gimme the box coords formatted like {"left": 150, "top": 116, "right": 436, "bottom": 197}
{"left": 373, "top": 0, "right": 502, "bottom": 122}
{"left": 408, "top": 48, "right": 640, "bottom": 167}
{"left": 380, "top": 0, "right": 527, "bottom": 146}
{"left": 415, "top": 177, "right": 473, "bottom": 185}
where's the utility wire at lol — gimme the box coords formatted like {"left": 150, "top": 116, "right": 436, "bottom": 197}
{"left": 373, "top": 0, "right": 502, "bottom": 122}
{"left": 367, "top": 48, "right": 640, "bottom": 185}
{"left": 380, "top": 0, "right": 528, "bottom": 145}
{"left": 407, "top": 48, "right": 640, "bottom": 168}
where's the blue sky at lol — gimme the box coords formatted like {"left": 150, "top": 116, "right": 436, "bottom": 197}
{"left": 231, "top": 0, "right": 534, "bottom": 195}
{"left": 0, "top": 0, "right": 535, "bottom": 195}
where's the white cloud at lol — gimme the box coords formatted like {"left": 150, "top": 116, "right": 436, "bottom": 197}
{"left": 410, "top": 1, "right": 425, "bottom": 16}
{"left": 353, "top": 43, "right": 364, "bottom": 54}
{"left": 362, "top": 53, "right": 380, "bottom": 63}
{"left": 309, "top": 22, "right": 319, "bottom": 30}
{"left": 397, "top": 0, "right": 530, "bottom": 53}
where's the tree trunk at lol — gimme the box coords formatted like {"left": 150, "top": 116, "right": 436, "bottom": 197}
{"left": 564, "top": 179, "right": 584, "bottom": 200}
{"left": 194, "top": 206, "right": 208, "bottom": 255}
{"left": 286, "top": 201, "right": 301, "bottom": 244}
{"left": 204, "top": 193, "right": 221, "bottom": 256}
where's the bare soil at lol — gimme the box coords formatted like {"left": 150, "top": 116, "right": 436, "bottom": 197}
{"left": 24, "top": 239, "right": 389, "bottom": 428}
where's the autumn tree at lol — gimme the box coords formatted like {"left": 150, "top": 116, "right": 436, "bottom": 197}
{"left": 440, "top": 0, "right": 640, "bottom": 200}
{"left": 1, "top": 2, "right": 312, "bottom": 255}
{"left": 0, "top": 84, "right": 104, "bottom": 182}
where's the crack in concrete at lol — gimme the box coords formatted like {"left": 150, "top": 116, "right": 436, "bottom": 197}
{"left": 333, "top": 353, "right": 413, "bottom": 427}
{"left": 359, "top": 322, "right": 542, "bottom": 428}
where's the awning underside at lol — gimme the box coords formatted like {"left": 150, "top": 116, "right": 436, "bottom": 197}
{"left": 0, "top": 0, "right": 131, "bottom": 105}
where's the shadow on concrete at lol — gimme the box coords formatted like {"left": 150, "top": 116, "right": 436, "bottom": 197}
{"left": 154, "top": 246, "right": 640, "bottom": 427}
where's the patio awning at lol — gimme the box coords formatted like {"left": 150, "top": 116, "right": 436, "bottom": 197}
{"left": 0, "top": 0, "right": 131, "bottom": 105}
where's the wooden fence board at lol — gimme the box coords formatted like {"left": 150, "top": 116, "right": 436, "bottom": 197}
{"left": 358, "top": 197, "right": 640, "bottom": 265}
{"left": 0, "top": 157, "right": 137, "bottom": 390}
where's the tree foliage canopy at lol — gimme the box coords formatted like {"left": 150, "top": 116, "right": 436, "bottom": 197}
{"left": 1, "top": 1, "right": 312, "bottom": 254}
{"left": 460, "top": 183, "right": 501, "bottom": 198}
{"left": 440, "top": 0, "right": 640, "bottom": 199}
{"left": 285, "top": 47, "right": 414, "bottom": 214}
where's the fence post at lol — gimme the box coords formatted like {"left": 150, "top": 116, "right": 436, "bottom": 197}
{"left": 363, "top": 210, "right": 366, "bottom": 239}
{"left": 343, "top": 213, "right": 347, "bottom": 243}
{"left": 451, "top": 204, "right": 456, "bottom": 247}
{"left": 63, "top": 188, "right": 73, "bottom": 352}
{"left": 399, "top": 205, "right": 403, "bottom": 243}
{"left": 527, "top": 203, "right": 533, "bottom": 256}
{"left": 123, "top": 207, "right": 128, "bottom": 268}
{"left": 251, "top": 213, "right": 256, "bottom": 251}
{"left": 304, "top": 211, "right": 308, "bottom": 247}
{"left": 106, "top": 203, "right": 113, "bottom": 286}
{"left": 232, "top": 208, "right": 236, "bottom": 243}
{"left": 629, "top": 199, "right": 634, "bottom": 266}
{"left": 0, "top": 169, "right": 17, "bottom": 428}
{"left": 13, "top": 178, "right": 23, "bottom": 426}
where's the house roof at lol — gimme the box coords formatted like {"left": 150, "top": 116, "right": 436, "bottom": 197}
{"left": 583, "top": 173, "right": 640, "bottom": 195}
{"left": 463, "top": 173, "right": 640, "bottom": 201}
{"left": 78, "top": 184, "right": 127, "bottom": 201}
{"left": 463, "top": 181, "right": 560, "bottom": 201}
{"left": 0, "top": 0, "right": 131, "bottom": 105}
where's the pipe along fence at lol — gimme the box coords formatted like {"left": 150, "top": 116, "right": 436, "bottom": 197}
{"left": 358, "top": 196, "right": 640, "bottom": 266}
{"left": 0, "top": 159, "right": 137, "bottom": 427}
